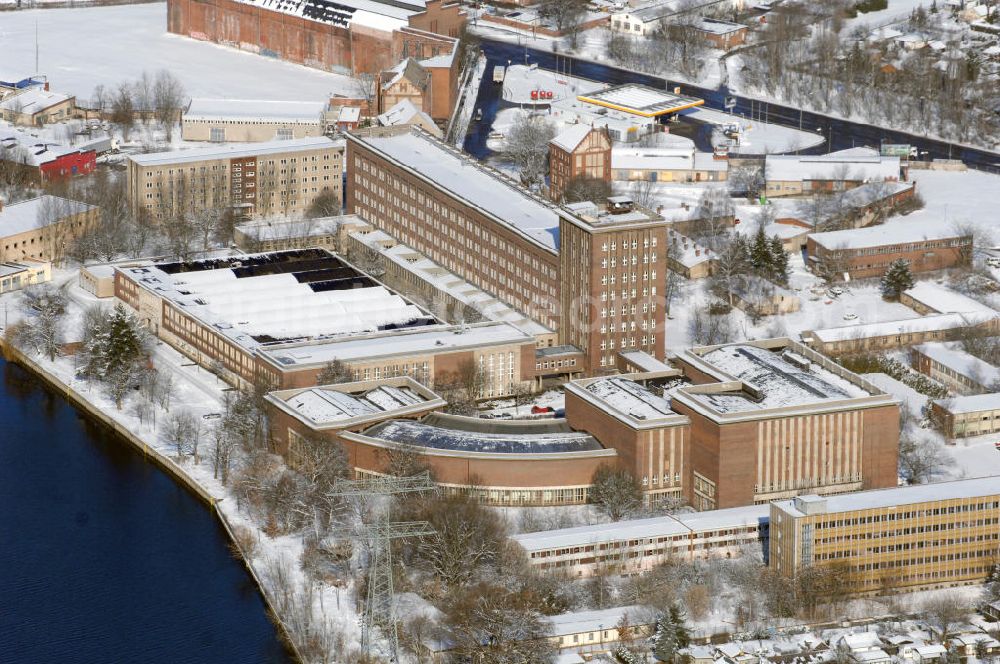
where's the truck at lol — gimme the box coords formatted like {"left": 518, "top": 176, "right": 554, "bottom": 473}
{"left": 493, "top": 66, "right": 505, "bottom": 84}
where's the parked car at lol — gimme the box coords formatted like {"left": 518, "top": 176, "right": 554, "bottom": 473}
{"left": 843, "top": 312, "right": 858, "bottom": 321}
{"left": 531, "top": 405, "right": 554, "bottom": 414}
{"left": 828, "top": 286, "right": 844, "bottom": 296}
{"left": 987, "top": 257, "right": 1000, "bottom": 268}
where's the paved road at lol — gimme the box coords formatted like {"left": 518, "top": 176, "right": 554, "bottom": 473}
{"left": 466, "top": 37, "right": 1000, "bottom": 173}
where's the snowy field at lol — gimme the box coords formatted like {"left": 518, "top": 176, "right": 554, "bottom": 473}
{"left": 0, "top": 3, "right": 356, "bottom": 101}
{"left": 886, "top": 169, "right": 1000, "bottom": 243}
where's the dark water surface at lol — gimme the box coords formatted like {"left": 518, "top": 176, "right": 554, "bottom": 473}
{"left": 0, "top": 357, "right": 293, "bottom": 663}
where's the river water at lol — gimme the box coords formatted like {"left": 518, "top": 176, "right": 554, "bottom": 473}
{"left": 0, "top": 357, "right": 293, "bottom": 663}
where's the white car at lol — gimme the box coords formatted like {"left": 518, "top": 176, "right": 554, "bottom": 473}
{"left": 843, "top": 312, "right": 858, "bottom": 321}
{"left": 987, "top": 257, "right": 1000, "bottom": 268}
{"left": 828, "top": 286, "right": 844, "bottom": 296}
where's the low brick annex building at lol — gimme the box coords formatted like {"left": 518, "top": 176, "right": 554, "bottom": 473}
{"left": 807, "top": 222, "right": 972, "bottom": 280}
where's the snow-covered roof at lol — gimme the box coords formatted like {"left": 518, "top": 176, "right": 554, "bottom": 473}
{"left": 511, "top": 504, "right": 768, "bottom": 552}
{"left": 183, "top": 98, "right": 326, "bottom": 123}
{"left": 376, "top": 99, "right": 439, "bottom": 136}
{"left": 0, "top": 127, "right": 90, "bottom": 167}
{"left": 0, "top": 195, "right": 95, "bottom": 237}
{"left": 277, "top": 382, "right": 431, "bottom": 425}
{"left": 0, "top": 87, "right": 72, "bottom": 114}
{"left": 934, "top": 392, "right": 1000, "bottom": 414}
{"left": 681, "top": 344, "right": 869, "bottom": 414}
{"left": 766, "top": 148, "right": 900, "bottom": 183}
{"left": 578, "top": 83, "right": 704, "bottom": 117}
{"left": 902, "top": 282, "right": 996, "bottom": 316}
{"left": 235, "top": 215, "right": 345, "bottom": 242}
{"left": 809, "top": 219, "right": 969, "bottom": 252}
{"left": 120, "top": 249, "right": 435, "bottom": 349}
{"left": 861, "top": 373, "right": 927, "bottom": 415}
{"left": 550, "top": 124, "right": 594, "bottom": 152}
{"left": 612, "top": 147, "right": 726, "bottom": 172}
{"left": 620, "top": 350, "right": 673, "bottom": 372}
{"left": 546, "top": 605, "right": 652, "bottom": 636}
{"left": 337, "top": 106, "right": 361, "bottom": 123}
{"left": 361, "top": 418, "right": 604, "bottom": 454}
{"left": 773, "top": 476, "right": 1000, "bottom": 518}
{"left": 667, "top": 228, "right": 716, "bottom": 267}
{"left": 259, "top": 321, "right": 533, "bottom": 367}
{"left": 696, "top": 18, "right": 746, "bottom": 35}
{"left": 853, "top": 649, "right": 890, "bottom": 663}
{"left": 809, "top": 312, "right": 996, "bottom": 344}
{"left": 914, "top": 645, "right": 948, "bottom": 657}
{"left": 840, "top": 633, "right": 883, "bottom": 651}
{"left": 914, "top": 342, "right": 1000, "bottom": 386}
{"left": 585, "top": 377, "right": 677, "bottom": 420}
{"left": 349, "top": 128, "right": 561, "bottom": 252}
{"left": 232, "top": 0, "right": 414, "bottom": 32}
{"left": 129, "top": 136, "right": 343, "bottom": 166}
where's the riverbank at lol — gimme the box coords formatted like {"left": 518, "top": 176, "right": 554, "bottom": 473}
{"left": 0, "top": 339, "right": 305, "bottom": 662}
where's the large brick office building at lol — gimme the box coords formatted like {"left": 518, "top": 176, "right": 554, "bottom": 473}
{"left": 346, "top": 126, "right": 670, "bottom": 373}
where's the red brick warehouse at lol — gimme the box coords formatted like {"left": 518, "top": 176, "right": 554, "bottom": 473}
{"left": 166, "top": 0, "right": 466, "bottom": 76}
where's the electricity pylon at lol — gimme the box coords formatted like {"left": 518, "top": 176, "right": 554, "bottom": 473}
{"left": 330, "top": 472, "right": 435, "bottom": 662}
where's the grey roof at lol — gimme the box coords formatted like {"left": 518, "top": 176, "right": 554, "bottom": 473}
{"left": 362, "top": 418, "right": 603, "bottom": 454}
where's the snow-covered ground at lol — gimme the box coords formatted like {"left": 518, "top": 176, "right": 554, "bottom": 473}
{"left": 0, "top": 3, "right": 356, "bottom": 101}
{"left": 840, "top": 0, "right": 934, "bottom": 32}
{"left": 684, "top": 106, "right": 826, "bottom": 154}
{"left": 885, "top": 169, "right": 1000, "bottom": 243}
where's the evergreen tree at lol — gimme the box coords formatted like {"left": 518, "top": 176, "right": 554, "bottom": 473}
{"left": 651, "top": 603, "right": 690, "bottom": 662}
{"left": 749, "top": 226, "right": 771, "bottom": 271}
{"left": 80, "top": 303, "right": 150, "bottom": 409}
{"left": 768, "top": 236, "right": 790, "bottom": 284}
{"left": 880, "top": 259, "right": 914, "bottom": 300}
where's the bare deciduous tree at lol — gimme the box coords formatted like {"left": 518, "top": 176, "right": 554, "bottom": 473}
{"left": 590, "top": 465, "right": 642, "bottom": 521}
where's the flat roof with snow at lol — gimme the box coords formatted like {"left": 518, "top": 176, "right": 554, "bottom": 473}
{"left": 348, "top": 128, "right": 561, "bottom": 252}
{"left": 808, "top": 311, "right": 996, "bottom": 344}
{"left": 577, "top": 84, "right": 704, "bottom": 117}
{"left": 259, "top": 320, "right": 534, "bottom": 368}
{"left": 119, "top": 249, "right": 435, "bottom": 350}
{"left": 902, "top": 282, "right": 996, "bottom": 316}
{"left": 267, "top": 377, "right": 444, "bottom": 428}
{"left": 934, "top": 392, "right": 1000, "bottom": 414}
{"left": 678, "top": 343, "right": 872, "bottom": 414}
{"left": 809, "top": 219, "right": 969, "bottom": 251}
{"left": 184, "top": 98, "right": 327, "bottom": 123}
{"left": 128, "top": 135, "right": 342, "bottom": 167}
{"left": 565, "top": 374, "right": 688, "bottom": 430}
{"left": 512, "top": 503, "right": 768, "bottom": 553}
{"left": 914, "top": 342, "right": 1000, "bottom": 386}
{"left": 235, "top": 215, "right": 348, "bottom": 242}
{"left": 766, "top": 148, "right": 900, "bottom": 183}
{"left": 773, "top": 476, "right": 1000, "bottom": 518}
{"left": 0, "top": 195, "right": 95, "bottom": 237}
{"left": 233, "top": 0, "right": 417, "bottom": 31}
